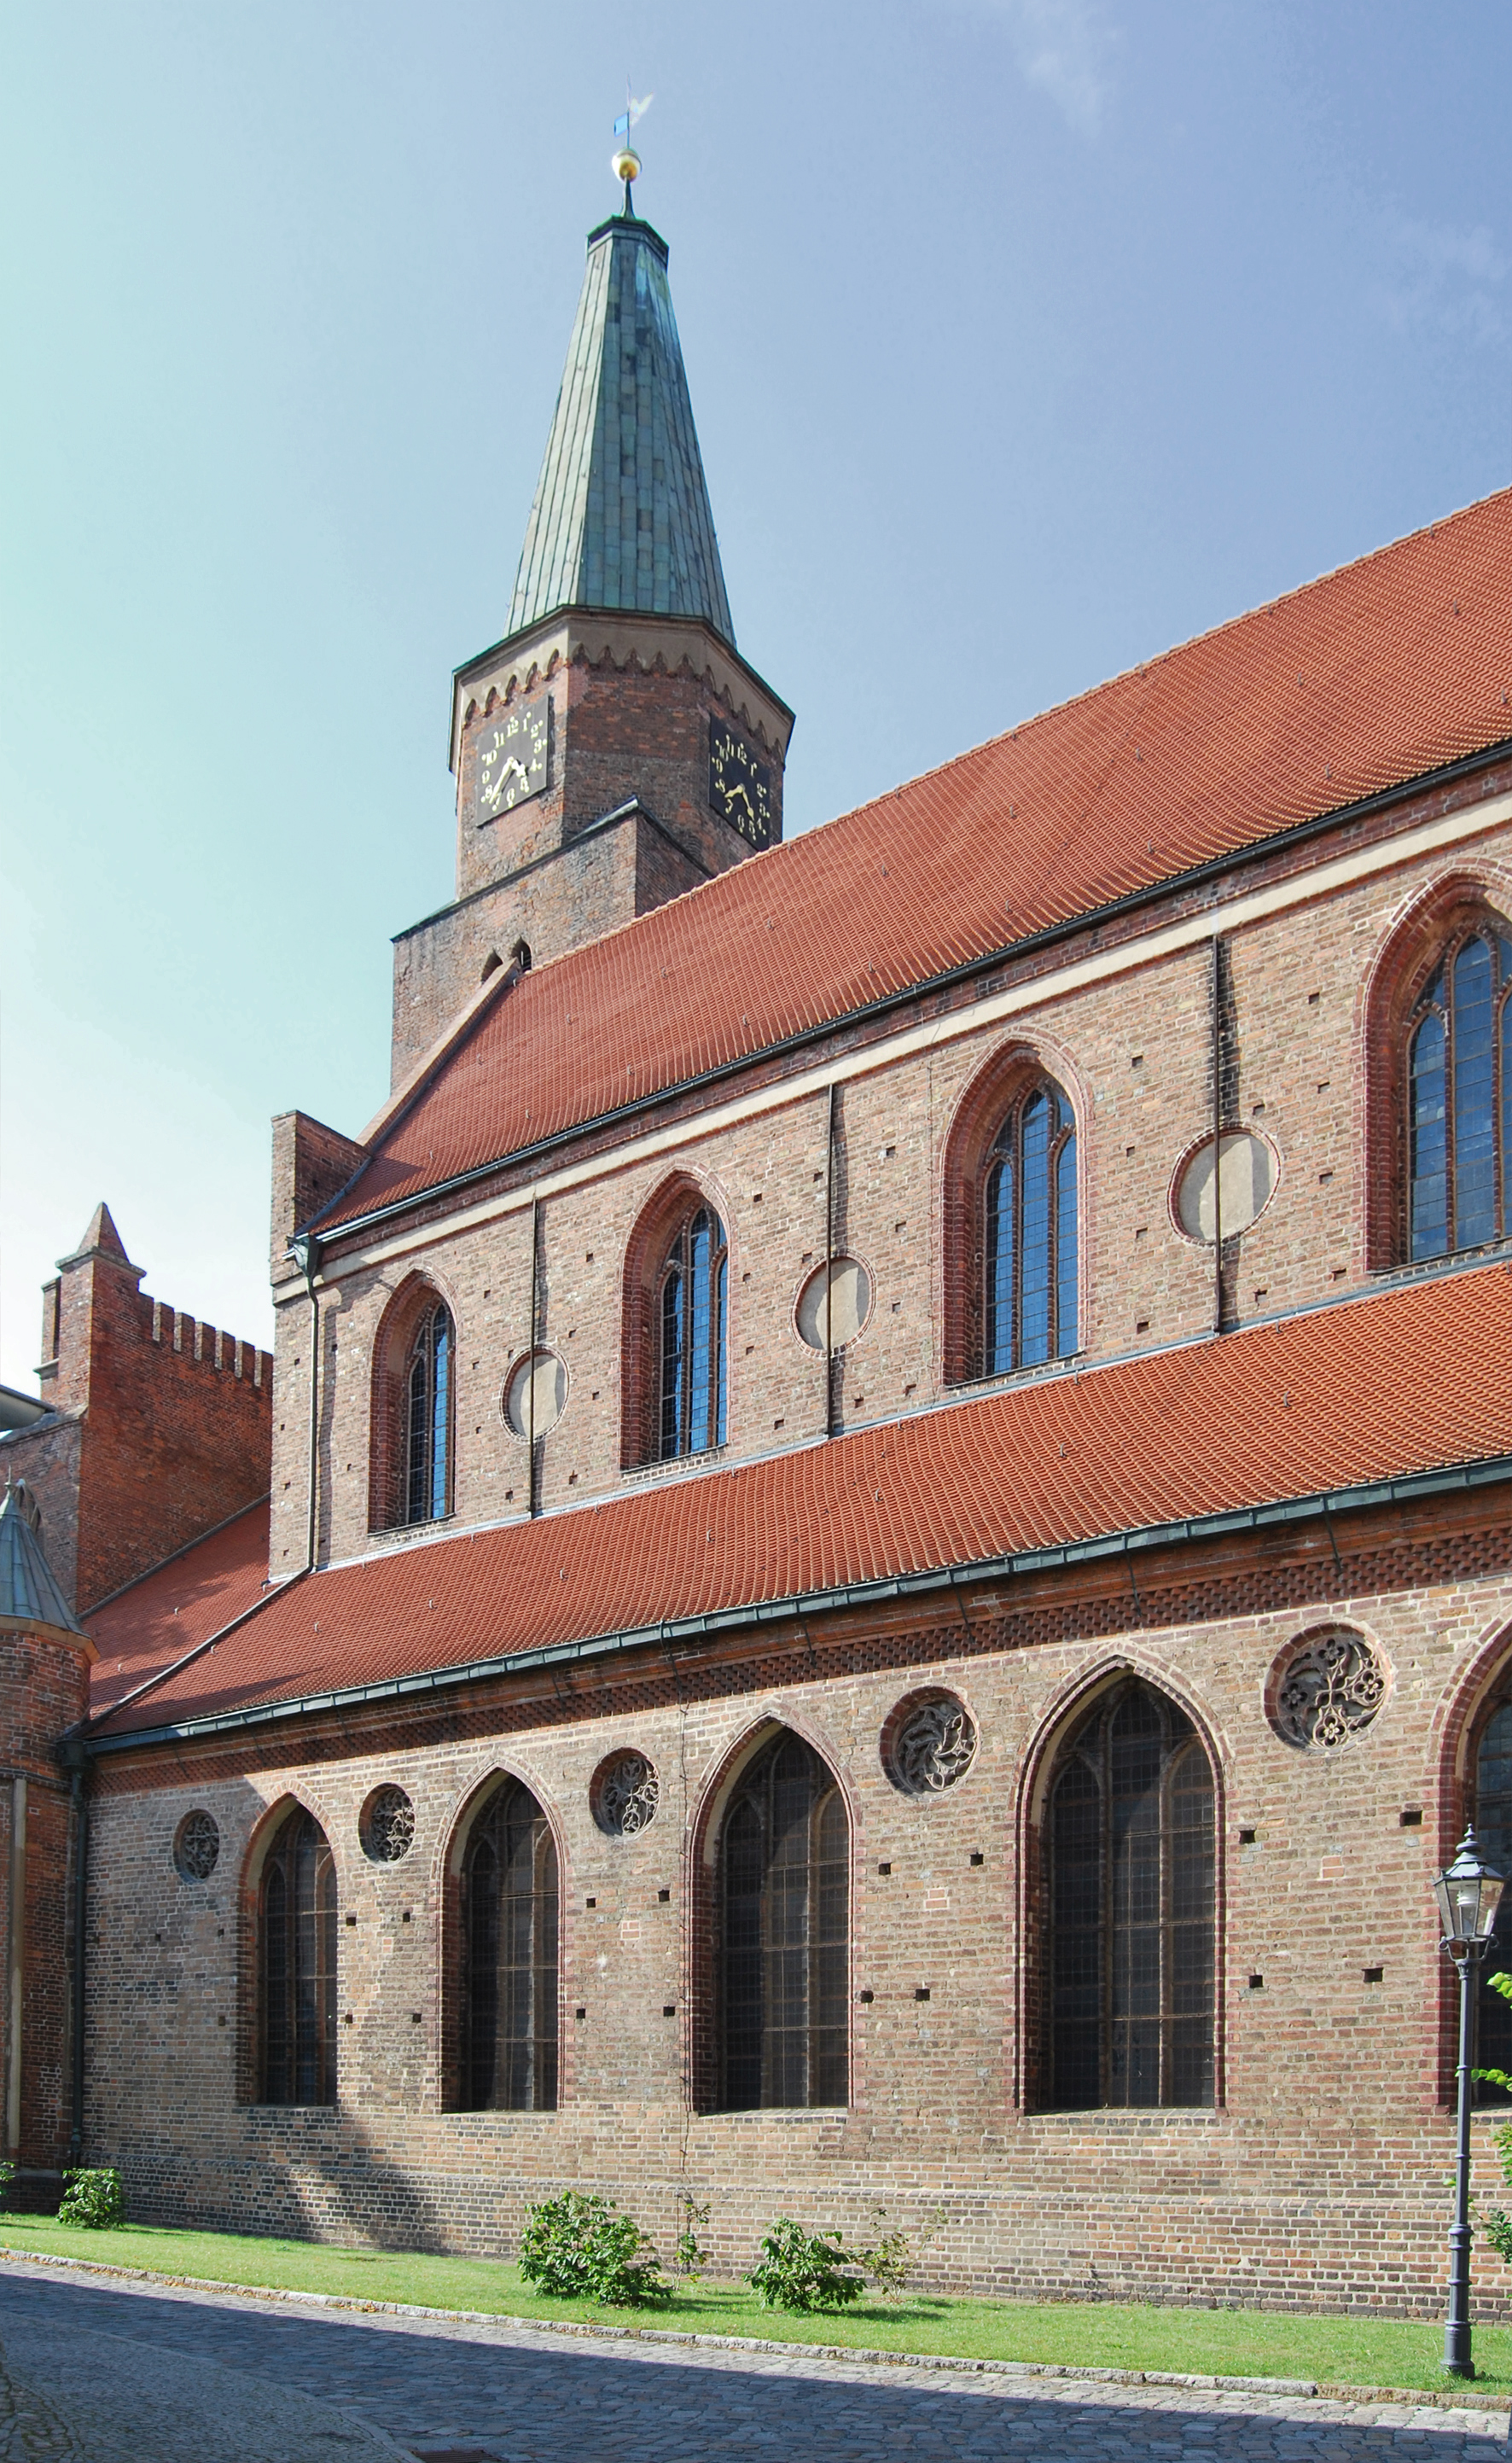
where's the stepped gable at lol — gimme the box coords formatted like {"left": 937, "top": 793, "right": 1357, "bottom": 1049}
{"left": 90, "top": 1262, "right": 1512, "bottom": 1736}
{"left": 320, "top": 488, "right": 1512, "bottom": 1235}
{"left": 507, "top": 207, "right": 734, "bottom": 643}
{"left": 85, "top": 1499, "right": 271, "bottom": 1721}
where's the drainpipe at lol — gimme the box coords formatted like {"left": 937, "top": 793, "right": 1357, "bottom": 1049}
{"left": 61, "top": 1742, "right": 87, "bottom": 2163}
{"left": 824, "top": 1084, "right": 836, "bottom": 1439}
{"left": 289, "top": 1234, "right": 322, "bottom": 1572}
{"left": 1211, "top": 935, "right": 1224, "bottom": 1335}
{"left": 6, "top": 1770, "right": 25, "bottom": 2158}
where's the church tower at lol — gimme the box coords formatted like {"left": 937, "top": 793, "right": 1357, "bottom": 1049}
{"left": 391, "top": 166, "right": 794, "bottom": 1084}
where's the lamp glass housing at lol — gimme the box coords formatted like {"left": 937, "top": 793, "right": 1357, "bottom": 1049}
{"left": 1433, "top": 1830, "right": 1507, "bottom": 1947}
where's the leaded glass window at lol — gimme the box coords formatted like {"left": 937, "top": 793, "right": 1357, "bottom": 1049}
{"left": 405, "top": 1301, "right": 453, "bottom": 1524}
{"left": 718, "top": 1732, "right": 848, "bottom": 2111}
{"left": 259, "top": 1808, "right": 338, "bottom": 2105}
{"left": 1046, "top": 1680, "right": 1215, "bottom": 2110}
{"left": 985, "top": 1080, "right": 1078, "bottom": 1374}
{"left": 1408, "top": 929, "right": 1512, "bottom": 1261}
{"left": 1473, "top": 1699, "right": 1512, "bottom": 2102}
{"left": 659, "top": 1209, "right": 728, "bottom": 1459}
{"left": 462, "top": 1780, "right": 559, "bottom": 2111}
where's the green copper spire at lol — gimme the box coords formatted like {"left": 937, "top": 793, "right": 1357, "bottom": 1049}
{"left": 507, "top": 209, "right": 736, "bottom": 646}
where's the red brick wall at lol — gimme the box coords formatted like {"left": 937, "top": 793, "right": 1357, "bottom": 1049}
{"left": 76, "top": 1494, "right": 1512, "bottom": 2313}
{"left": 0, "top": 1626, "right": 91, "bottom": 2176}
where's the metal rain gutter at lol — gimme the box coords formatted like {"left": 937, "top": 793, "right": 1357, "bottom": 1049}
{"left": 82, "top": 1451, "right": 1512, "bottom": 1756}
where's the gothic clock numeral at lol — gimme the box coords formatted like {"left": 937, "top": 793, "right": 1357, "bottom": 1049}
{"left": 708, "top": 717, "right": 772, "bottom": 847}
{"left": 475, "top": 697, "right": 551, "bottom": 823}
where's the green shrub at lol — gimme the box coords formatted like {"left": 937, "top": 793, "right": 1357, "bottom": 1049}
{"left": 0, "top": 2159, "right": 15, "bottom": 2212}
{"left": 57, "top": 2168, "right": 125, "bottom": 2229}
{"left": 858, "top": 2224, "right": 912, "bottom": 2297}
{"left": 518, "top": 2190, "right": 667, "bottom": 2305}
{"left": 674, "top": 2192, "right": 711, "bottom": 2280}
{"left": 748, "top": 2216, "right": 864, "bottom": 2313}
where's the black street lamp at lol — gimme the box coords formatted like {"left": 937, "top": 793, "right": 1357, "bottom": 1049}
{"left": 1432, "top": 1827, "right": 1507, "bottom": 2379}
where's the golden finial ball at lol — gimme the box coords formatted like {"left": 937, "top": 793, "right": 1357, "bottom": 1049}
{"left": 611, "top": 146, "right": 641, "bottom": 185}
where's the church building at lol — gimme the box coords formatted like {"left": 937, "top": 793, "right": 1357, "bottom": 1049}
{"left": 9, "top": 166, "right": 1512, "bottom": 2310}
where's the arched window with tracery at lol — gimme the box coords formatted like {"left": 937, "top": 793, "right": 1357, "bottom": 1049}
{"left": 460, "top": 1779, "right": 559, "bottom": 2111}
{"left": 259, "top": 1808, "right": 338, "bottom": 2105}
{"left": 716, "top": 1732, "right": 848, "bottom": 2110}
{"left": 986, "top": 1078, "right": 1078, "bottom": 1373}
{"left": 1408, "top": 927, "right": 1512, "bottom": 1261}
{"left": 1044, "top": 1679, "right": 1215, "bottom": 2110}
{"left": 405, "top": 1300, "right": 454, "bottom": 1523}
{"left": 1471, "top": 1691, "right": 1512, "bottom": 2099}
{"left": 660, "top": 1208, "right": 727, "bottom": 1459}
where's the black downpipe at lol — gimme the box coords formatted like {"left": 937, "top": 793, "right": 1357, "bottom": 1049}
{"left": 66, "top": 1751, "right": 87, "bottom": 2163}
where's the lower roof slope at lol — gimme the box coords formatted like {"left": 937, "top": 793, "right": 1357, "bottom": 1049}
{"left": 90, "top": 1265, "right": 1512, "bottom": 1740}
{"left": 322, "top": 490, "right": 1512, "bottom": 1233}
{"left": 85, "top": 1501, "right": 272, "bottom": 1721}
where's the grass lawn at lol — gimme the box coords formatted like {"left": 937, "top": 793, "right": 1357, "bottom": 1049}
{"left": 2, "top": 2213, "right": 1511, "bottom": 2398}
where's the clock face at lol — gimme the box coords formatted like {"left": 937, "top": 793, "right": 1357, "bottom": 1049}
{"left": 708, "top": 718, "right": 773, "bottom": 847}
{"left": 474, "top": 697, "right": 550, "bottom": 822}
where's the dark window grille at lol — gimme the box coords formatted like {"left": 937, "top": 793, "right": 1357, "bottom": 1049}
{"left": 1046, "top": 1680, "right": 1215, "bottom": 2110}
{"left": 1472, "top": 1698, "right": 1512, "bottom": 2102}
{"left": 985, "top": 1080, "right": 1078, "bottom": 1373}
{"left": 259, "top": 1808, "right": 338, "bottom": 2105}
{"left": 659, "top": 1208, "right": 728, "bottom": 1459}
{"left": 718, "top": 1731, "right": 848, "bottom": 2111}
{"left": 462, "top": 1780, "right": 559, "bottom": 2111}
{"left": 404, "top": 1301, "right": 454, "bottom": 1524}
{"left": 1408, "top": 929, "right": 1512, "bottom": 1261}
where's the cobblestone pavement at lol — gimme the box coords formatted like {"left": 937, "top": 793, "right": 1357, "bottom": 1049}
{"left": 0, "top": 2256, "right": 1509, "bottom": 2462}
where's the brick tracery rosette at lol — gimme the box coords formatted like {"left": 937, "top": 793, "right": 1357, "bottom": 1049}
{"left": 172, "top": 1808, "right": 219, "bottom": 1881}
{"left": 1269, "top": 1626, "right": 1388, "bottom": 1750}
{"left": 360, "top": 1783, "right": 416, "bottom": 1862}
{"left": 592, "top": 1750, "right": 660, "bottom": 1837}
{"left": 883, "top": 1689, "right": 979, "bottom": 1796}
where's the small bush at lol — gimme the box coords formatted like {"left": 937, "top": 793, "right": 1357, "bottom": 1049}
{"left": 0, "top": 2160, "right": 15, "bottom": 2212}
{"left": 674, "top": 2193, "right": 711, "bottom": 2280}
{"left": 858, "top": 2224, "right": 912, "bottom": 2297}
{"left": 58, "top": 2168, "right": 125, "bottom": 2229}
{"left": 749, "top": 2216, "right": 864, "bottom": 2313}
{"left": 518, "top": 2190, "right": 668, "bottom": 2306}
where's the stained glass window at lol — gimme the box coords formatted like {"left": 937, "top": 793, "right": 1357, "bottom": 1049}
{"left": 1473, "top": 1701, "right": 1512, "bottom": 2103}
{"left": 986, "top": 1080, "right": 1078, "bottom": 1374}
{"left": 1409, "top": 931, "right": 1512, "bottom": 1261}
{"left": 1047, "top": 1681, "right": 1215, "bottom": 2110}
{"left": 405, "top": 1301, "right": 454, "bottom": 1524}
{"left": 462, "top": 1780, "right": 559, "bottom": 2112}
{"left": 718, "top": 1732, "right": 848, "bottom": 2111}
{"left": 660, "top": 1209, "right": 728, "bottom": 1459}
{"left": 259, "top": 1808, "right": 338, "bottom": 2106}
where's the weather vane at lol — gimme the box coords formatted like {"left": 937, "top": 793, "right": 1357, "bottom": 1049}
{"left": 611, "top": 81, "right": 653, "bottom": 212}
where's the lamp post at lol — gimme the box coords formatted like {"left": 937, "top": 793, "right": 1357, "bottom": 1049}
{"left": 1432, "top": 1827, "right": 1506, "bottom": 2379}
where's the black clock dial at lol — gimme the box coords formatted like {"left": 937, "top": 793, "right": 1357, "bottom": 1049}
{"left": 474, "top": 697, "right": 550, "bottom": 822}
{"left": 708, "top": 717, "right": 772, "bottom": 847}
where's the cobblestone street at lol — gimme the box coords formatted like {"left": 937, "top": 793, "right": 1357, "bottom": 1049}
{"left": 0, "top": 2258, "right": 1508, "bottom": 2462}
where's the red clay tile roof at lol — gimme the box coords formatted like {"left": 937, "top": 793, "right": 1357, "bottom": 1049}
{"left": 90, "top": 1265, "right": 1512, "bottom": 1738}
{"left": 85, "top": 1502, "right": 272, "bottom": 1720}
{"left": 321, "top": 491, "right": 1512, "bottom": 1232}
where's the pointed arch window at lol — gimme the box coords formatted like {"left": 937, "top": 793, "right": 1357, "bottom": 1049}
{"left": 660, "top": 1208, "right": 728, "bottom": 1459}
{"left": 986, "top": 1080, "right": 1078, "bottom": 1374}
{"left": 461, "top": 1779, "right": 559, "bottom": 2111}
{"left": 1471, "top": 1695, "right": 1512, "bottom": 2101}
{"left": 1408, "top": 928, "right": 1512, "bottom": 1261}
{"left": 259, "top": 1808, "right": 338, "bottom": 2105}
{"left": 405, "top": 1301, "right": 454, "bottom": 1524}
{"left": 717, "top": 1732, "right": 848, "bottom": 2111}
{"left": 1045, "top": 1680, "right": 1215, "bottom": 2110}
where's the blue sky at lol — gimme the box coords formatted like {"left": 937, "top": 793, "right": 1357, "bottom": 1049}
{"left": 3, "top": 1, "right": 1509, "bottom": 1390}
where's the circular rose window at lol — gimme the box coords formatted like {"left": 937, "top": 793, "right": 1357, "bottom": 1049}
{"left": 361, "top": 1785, "right": 416, "bottom": 1863}
{"left": 1270, "top": 1627, "right": 1387, "bottom": 1750}
{"left": 884, "top": 1691, "right": 979, "bottom": 1796}
{"left": 504, "top": 1348, "right": 567, "bottom": 1438}
{"left": 1175, "top": 1132, "right": 1277, "bottom": 1243}
{"left": 173, "top": 1809, "right": 220, "bottom": 1882}
{"left": 592, "top": 1751, "right": 660, "bottom": 1837}
{"left": 795, "top": 1257, "right": 873, "bottom": 1351}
